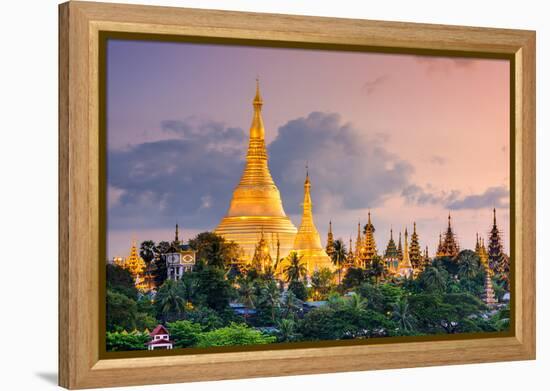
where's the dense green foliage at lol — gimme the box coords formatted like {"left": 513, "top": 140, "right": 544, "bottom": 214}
{"left": 195, "top": 323, "right": 276, "bottom": 347}
{"left": 107, "top": 232, "right": 510, "bottom": 352}
{"left": 106, "top": 331, "right": 149, "bottom": 351}
{"left": 107, "top": 264, "right": 137, "bottom": 298}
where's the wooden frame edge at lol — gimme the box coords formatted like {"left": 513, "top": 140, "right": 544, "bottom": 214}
{"left": 58, "top": 1, "right": 536, "bottom": 389}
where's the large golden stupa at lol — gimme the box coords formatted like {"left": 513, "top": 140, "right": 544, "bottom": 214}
{"left": 292, "top": 169, "right": 334, "bottom": 273}
{"left": 215, "top": 81, "right": 298, "bottom": 260}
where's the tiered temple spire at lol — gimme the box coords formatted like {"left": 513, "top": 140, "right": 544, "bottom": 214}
{"left": 475, "top": 234, "right": 492, "bottom": 276}
{"left": 355, "top": 221, "right": 363, "bottom": 261}
{"left": 346, "top": 237, "right": 356, "bottom": 266}
{"left": 397, "top": 228, "right": 413, "bottom": 278}
{"left": 397, "top": 231, "right": 403, "bottom": 261}
{"left": 124, "top": 240, "right": 146, "bottom": 278}
{"left": 384, "top": 228, "right": 400, "bottom": 274}
{"left": 362, "top": 212, "right": 378, "bottom": 266}
{"left": 252, "top": 229, "right": 273, "bottom": 272}
{"left": 292, "top": 168, "right": 333, "bottom": 274}
{"left": 326, "top": 220, "right": 335, "bottom": 258}
{"left": 481, "top": 261, "right": 497, "bottom": 306}
{"left": 215, "top": 80, "right": 297, "bottom": 260}
{"left": 439, "top": 213, "right": 460, "bottom": 258}
{"left": 488, "top": 208, "right": 507, "bottom": 276}
{"left": 409, "top": 222, "right": 422, "bottom": 271}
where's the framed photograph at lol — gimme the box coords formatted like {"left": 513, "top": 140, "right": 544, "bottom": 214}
{"left": 59, "top": 1, "right": 536, "bottom": 389}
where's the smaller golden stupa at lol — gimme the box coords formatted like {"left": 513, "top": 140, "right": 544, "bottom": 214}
{"left": 397, "top": 228, "right": 413, "bottom": 278}
{"left": 292, "top": 168, "right": 333, "bottom": 274}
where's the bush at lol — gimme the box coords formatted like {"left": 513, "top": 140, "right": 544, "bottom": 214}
{"left": 288, "top": 280, "right": 307, "bottom": 301}
{"left": 183, "top": 306, "right": 226, "bottom": 331}
{"left": 107, "top": 264, "right": 138, "bottom": 298}
{"left": 106, "top": 331, "right": 148, "bottom": 351}
{"left": 106, "top": 289, "right": 138, "bottom": 332}
{"left": 167, "top": 320, "right": 204, "bottom": 348}
{"left": 195, "top": 323, "right": 276, "bottom": 347}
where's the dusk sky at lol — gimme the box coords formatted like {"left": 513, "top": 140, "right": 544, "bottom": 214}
{"left": 106, "top": 39, "right": 510, "bottom": 260}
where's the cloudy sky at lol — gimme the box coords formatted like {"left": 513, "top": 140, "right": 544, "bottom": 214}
{"left": 106, "top": 39, "right": 510, "bottom": 260}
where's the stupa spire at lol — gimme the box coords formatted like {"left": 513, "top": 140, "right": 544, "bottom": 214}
{"left": 397, "top": 227, "right": 413, "bottom": 277}
{"left": 397, "top": 231, "right": 403, "bottom": 260}
{"left": 250, "top": 77, "right": 264, "bottom": 139}
{"left": 440, "top": 213, "right": 459, "bottom": 258}
{"left": 292, "top": 168, "right": 332, "bottom": 273}
{"left": 363, "top": 211, "right": 378, "bottom": 265}
{"left": 409, "top": 221, "right": 422, "bottom": 270}
{"left": 355, "top": 220, "right": 363, "bottom": 259}
{"left": 326, "top": 220, "right": 335, "bottom": 257}
{"left": 215, "top": 81, "right": 297, "bottom": 261}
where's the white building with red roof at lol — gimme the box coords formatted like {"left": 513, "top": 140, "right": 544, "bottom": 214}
{"left": 147, "top": 325, "right": 173, "bottom": 350}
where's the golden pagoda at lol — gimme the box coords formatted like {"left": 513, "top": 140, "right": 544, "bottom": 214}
{"left": 292, "top": 168, "right": 333, "bottom": 274}
{"left": 383, "top": 228, "right": 400, "bottom": 274}
{"left": 397, "top": 228, "right": 414, "bottom": 278}
{"left": 476, "top": 234, "right": 492, "bottom": 276}
{"left": 363, "top": 212, "right": 378, "bottom": 266}
{"left": 345, "top": 237, "right": 356, "bottom": 267}
{"left": 251, "top": 229, "right": 273, "bottom": 273}
{"left": 124, "top": 240, "right": 146, "bottom": 277}
{"left": 355, "top": 221, "right": 364, "bottom": 262}
{"left": 439, "top": 213, "right": 460, "bottom": 258}
{"left": 215, "top": 80, "right": 297, "bottom": 261}
{"left": 397, "top": 231, "right": 403, "bottom": 261}
{"left": 481, "top": 263, "right": 497, "bottom": 306}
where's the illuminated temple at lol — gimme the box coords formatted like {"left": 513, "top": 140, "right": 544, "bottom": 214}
{"left": 215, "top": 81, "right": 298, "bottom": 260}
{"left": 292, "top": 169, "right": 333, "bottom": 273}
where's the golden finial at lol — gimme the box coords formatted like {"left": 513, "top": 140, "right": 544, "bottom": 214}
{"left": 253, "top": 77, "right": 263, "bottom": 107}
{"left": 249, "top": 77, "right": 265, "bottom": 139}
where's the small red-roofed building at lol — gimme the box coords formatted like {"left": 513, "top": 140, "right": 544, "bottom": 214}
{"left": 147, "top": 325, "right": 173, "bottom": 350}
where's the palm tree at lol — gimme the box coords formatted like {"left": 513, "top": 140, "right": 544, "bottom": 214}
{"left": 281, "top": 290, "right": 303, "bottom": 319}
{"left": 310, "top": 267, "right": 334, "bottom": 300}
{"left": 139, "top": 240, "right": 156, "bottom": 265}
{"left": 346, "top": 292, "right": 368, "bottom": 314}
{"left": 457, "top": 251, "right": 480, "bottom": 279}
{"left": 368, "top": 256, "right": 386, "bottom": 284}
{"left": 260, "top": 281, "right": 281, "bottom": 322}
{"left": 238, "top": 278, "right": 256, "bottom": 323}
{"left": 327, "top": 292, "right": 345, "bottom": 308}
{"left": 421, "top": 266, "right": 447, "bottom": 292}
{"left": 277, "top": 318, "right": 297, "bottom": 342}
{"left": 139, "top": 240, "right": 156, "bottom": 290}
{"left": 178, "top": 276, "right": 198, "bottom": 304}
{"left": 159, "top": 280, "right": 186, "bottom": 322}
{"left": 392, "top": 298, "right": 415, "bottom": 332}
{"left": 283, "top": 252, "right": 307, "bottom": 283}
{"left": 331, "top": 239, "right": 347, "bottom": 285}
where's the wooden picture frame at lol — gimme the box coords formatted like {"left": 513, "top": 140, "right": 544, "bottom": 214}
{"left": 59, "top": 1, "right": 536, "bottom": 389}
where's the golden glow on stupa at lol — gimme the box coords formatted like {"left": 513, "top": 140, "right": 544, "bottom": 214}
{"left": 215, "top": 80, "right": 298, "bottom": 260}
{"left": 292, "top": 168, "right": 333, "bottom": 273}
